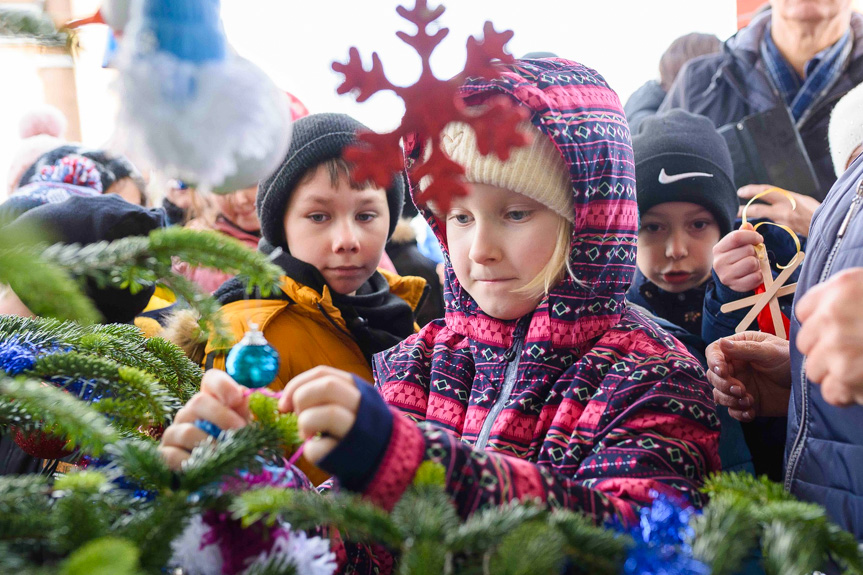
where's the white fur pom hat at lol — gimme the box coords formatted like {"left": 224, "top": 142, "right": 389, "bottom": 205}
{"left": 829, "top": 82, "right": 863, "bottom": 177}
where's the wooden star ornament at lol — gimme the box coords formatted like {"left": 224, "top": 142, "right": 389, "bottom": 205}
{"left": 719, "top": 188, "right": 804, "bottom": 340}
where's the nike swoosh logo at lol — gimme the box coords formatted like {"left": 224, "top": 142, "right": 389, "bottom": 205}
{"left": 658, "top": 168, "right": 715, "bottom": 185}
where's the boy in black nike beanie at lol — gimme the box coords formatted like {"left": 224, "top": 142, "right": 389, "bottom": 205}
{"left": 628, "top": 110, "right": 755, "bottom": 478}
{"left": 627, "top": 109, "right": 737, "bottom": 343}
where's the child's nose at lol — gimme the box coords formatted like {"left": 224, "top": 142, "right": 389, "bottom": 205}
{"left": 665, "top": 231, "right": 688, "bottom": 260}
{"left": 468, "top": 225, "right": 502, "bottom": 264}
{"left": 333, "top": 221, "right": 360, "bottom": 253}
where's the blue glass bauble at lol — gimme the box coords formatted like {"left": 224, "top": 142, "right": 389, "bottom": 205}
{"left": 225, "top": 327, "right": 279, "bottom": 389}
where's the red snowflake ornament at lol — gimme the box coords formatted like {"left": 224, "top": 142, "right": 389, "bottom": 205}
{"left": 332, "top": 0, "right": 529, "bottom": 213}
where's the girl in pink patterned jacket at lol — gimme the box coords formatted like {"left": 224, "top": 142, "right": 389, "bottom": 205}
{"left": 160, "top": 59, "right": 720, "bottom": 566}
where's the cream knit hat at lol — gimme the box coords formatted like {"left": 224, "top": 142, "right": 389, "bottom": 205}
{"left": 829, "top": 82, "right": 863, "bottom": 177}
{"left": 421, "top": 121, "right": 573, "bottom": 222}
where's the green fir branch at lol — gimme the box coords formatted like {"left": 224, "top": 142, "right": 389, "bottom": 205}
{"left": 702, "top": 472, "right": 863, "bottom": 575}
{"left": 0, "top": 315, "right": 89, "bottom": 347}
{"left": 38, "top": 227, "right": 284, "bottom": 347}
{"left": 392, "top": 485, "right": 458, "bottom": 542}
{"left": 78, "top": 324, "right": 178, "bottom": 385}
{"left": 761, "top": 519, "right": 824, "bottom": 575}
{"left": 449, "top": 499, "right": 546, "bottom": 554}
{"left": 0, "top": 378, "right": 117, "bottom": 455}
{"left": 548, "top": 510, "right": 629, "bottom": 575}
{"left": 0, "top": 476, "right": 52, "bottom": 540}
{"left": 51, "top": 488, "right": 113, "bottom": 554}
{"left": 231, "top": 488, "right": 404, "bottom": 548}
{"left": 702, "top": 472, "right": 794, "bottom": 505}
{"left": 59, "top": 537, "right": 144, "bottom": 575}
{"left": 488, "top": 520, "right": 568, "bottom": 575}
{"left": 0, "top": 316, "right": 201, "bottom": 407}
{"left": 0, "top": 246, "right": 100, "bottom": 324}
{"left": 144, "top": 337, "right": 203, "bottom": 401}
{"left": 412, "top": 461, "right": 446, "bottom": 488}
{"left": 248, "top": 393, "right": 301, "bottom": 449}
{"left": 691, "top": 497, "right": 760, "bottom": 575}
{"left": 179, "top": 425, "right": 280, "bottom": 492}
{"left": 112, "top": 491, "right": 194, "bottom": 573}
{"left": 148, "top": 227, "right": 282, "bottom": 297}
{"left": 106, "top": 439, "right": 175, "bottom": 492}
{"left": 398, "top": 538, "right": 447, "bottom": 575}
{"left": 30, "top": 352, "right": 176, "bottom": 422}
{"left": 390, "top": 486, "right": 458, "bottom": 575}
{"left": 40, "top": 238, "right": 154, "bottom": 294}
{"left": 0, "top": 543, "right": 57, "bottom": 575}
{"left": 157, "top": 269, "right": 234, "bottom": 348}
{"left": 0, "top": 221, "right": 100, "bottom": 324}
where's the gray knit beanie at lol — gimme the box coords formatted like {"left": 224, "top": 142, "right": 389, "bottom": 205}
{"left": 257, "top": 113, "right": 405, "bottom": 250}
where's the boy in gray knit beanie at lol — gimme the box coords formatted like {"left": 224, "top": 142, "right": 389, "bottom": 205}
{"left": 196, "top": 113, "right": 425, "bottom": 441}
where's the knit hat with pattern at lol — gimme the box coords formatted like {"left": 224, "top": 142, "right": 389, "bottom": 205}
{"left": 422, "top": 121, "right": 573, "bottom": 222}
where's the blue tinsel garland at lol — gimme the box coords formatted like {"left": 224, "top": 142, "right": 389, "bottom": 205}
{"left": 0, "top": 337, "right": 38, "bottom": 375}
{"left": 621, "top": 491, "right": 710, "bottom": 575}
{"left": 0, "top": 337, "right": 104, "bottom": 403}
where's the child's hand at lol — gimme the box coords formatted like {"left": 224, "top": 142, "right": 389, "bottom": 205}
{"left": 159, "top": 370, "right": 251, "bottom": 470}
{"left": 712, "top": 223, "right": 764, "bottom": 293}
{"left": 278, "top": 366, "right": 361, "bottom": 464}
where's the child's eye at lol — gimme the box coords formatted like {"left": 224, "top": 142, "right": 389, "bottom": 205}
{"left": 507, "top": 210, "right": 532, "bottom": 222}
{"left": 448, "top": 213, "right": 473, "bottom": 225}
{"left": 308, "top": 213, "right": 329, "bottom": 223}
{"left": 691, "top": 220, "right": 712, "bottom": 231}
{"left": 356, "top": 212, "right": 378, "bottom": 222}
{"left": 641, "top": 223, "right": 663, "bottom": 233}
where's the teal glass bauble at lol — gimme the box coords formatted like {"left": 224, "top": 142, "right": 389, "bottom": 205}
{"left": 225, "top": 326, "right": 279, "bottom": 389}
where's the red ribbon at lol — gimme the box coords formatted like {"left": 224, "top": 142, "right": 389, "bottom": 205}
{"left": 754, "top": 283, "right": 790, "bottom": 339}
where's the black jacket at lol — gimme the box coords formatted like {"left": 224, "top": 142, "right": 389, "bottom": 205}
{"left": 660, "top": 9, "right": 863, "bottom": 198}
{"left": 623, "top": 80, "right": 666, "bottom": 134}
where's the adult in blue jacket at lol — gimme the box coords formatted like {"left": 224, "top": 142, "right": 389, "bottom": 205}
{"left": 660, "top": 2, "right": 863, "bottom": 199}
{"left": 709, "top": 153, "right": 863, "bottom": 540}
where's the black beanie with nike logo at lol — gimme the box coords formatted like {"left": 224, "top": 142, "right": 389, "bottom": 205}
{"left": 632, "top": 110, "right": 737, "bottom": 236}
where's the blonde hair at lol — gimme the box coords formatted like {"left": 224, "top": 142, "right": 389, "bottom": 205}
{"left": 515, "top": 215, "right": 577, "bottom": 300}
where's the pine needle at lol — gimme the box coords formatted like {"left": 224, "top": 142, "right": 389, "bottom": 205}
{"left": 0, "top": 377, "right": 117, "bottom": 455}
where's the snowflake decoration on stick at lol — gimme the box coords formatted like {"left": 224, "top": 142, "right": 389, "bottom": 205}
{"left": 332, "top": 0, "right": 530, "bottom": 212}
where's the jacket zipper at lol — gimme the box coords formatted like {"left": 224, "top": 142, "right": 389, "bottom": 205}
{"left": 316, "top": 302, "right": 355, "bottom": 340}
{"left": 475, "top": 322, "right": 528, "bottom": 451}
{"left": 785, "top": 179, "right": 863, "bottom": 491}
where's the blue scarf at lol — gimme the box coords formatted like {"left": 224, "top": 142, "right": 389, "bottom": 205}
{"left": 761, "top": 22, "right": 852, "bottom": 122}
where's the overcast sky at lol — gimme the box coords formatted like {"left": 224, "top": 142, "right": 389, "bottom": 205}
{"left": 220, "top": 0, "right": 738, "bottom": 131}
{"left": 0, "top": 1, "right": 738, "bottom": 194}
